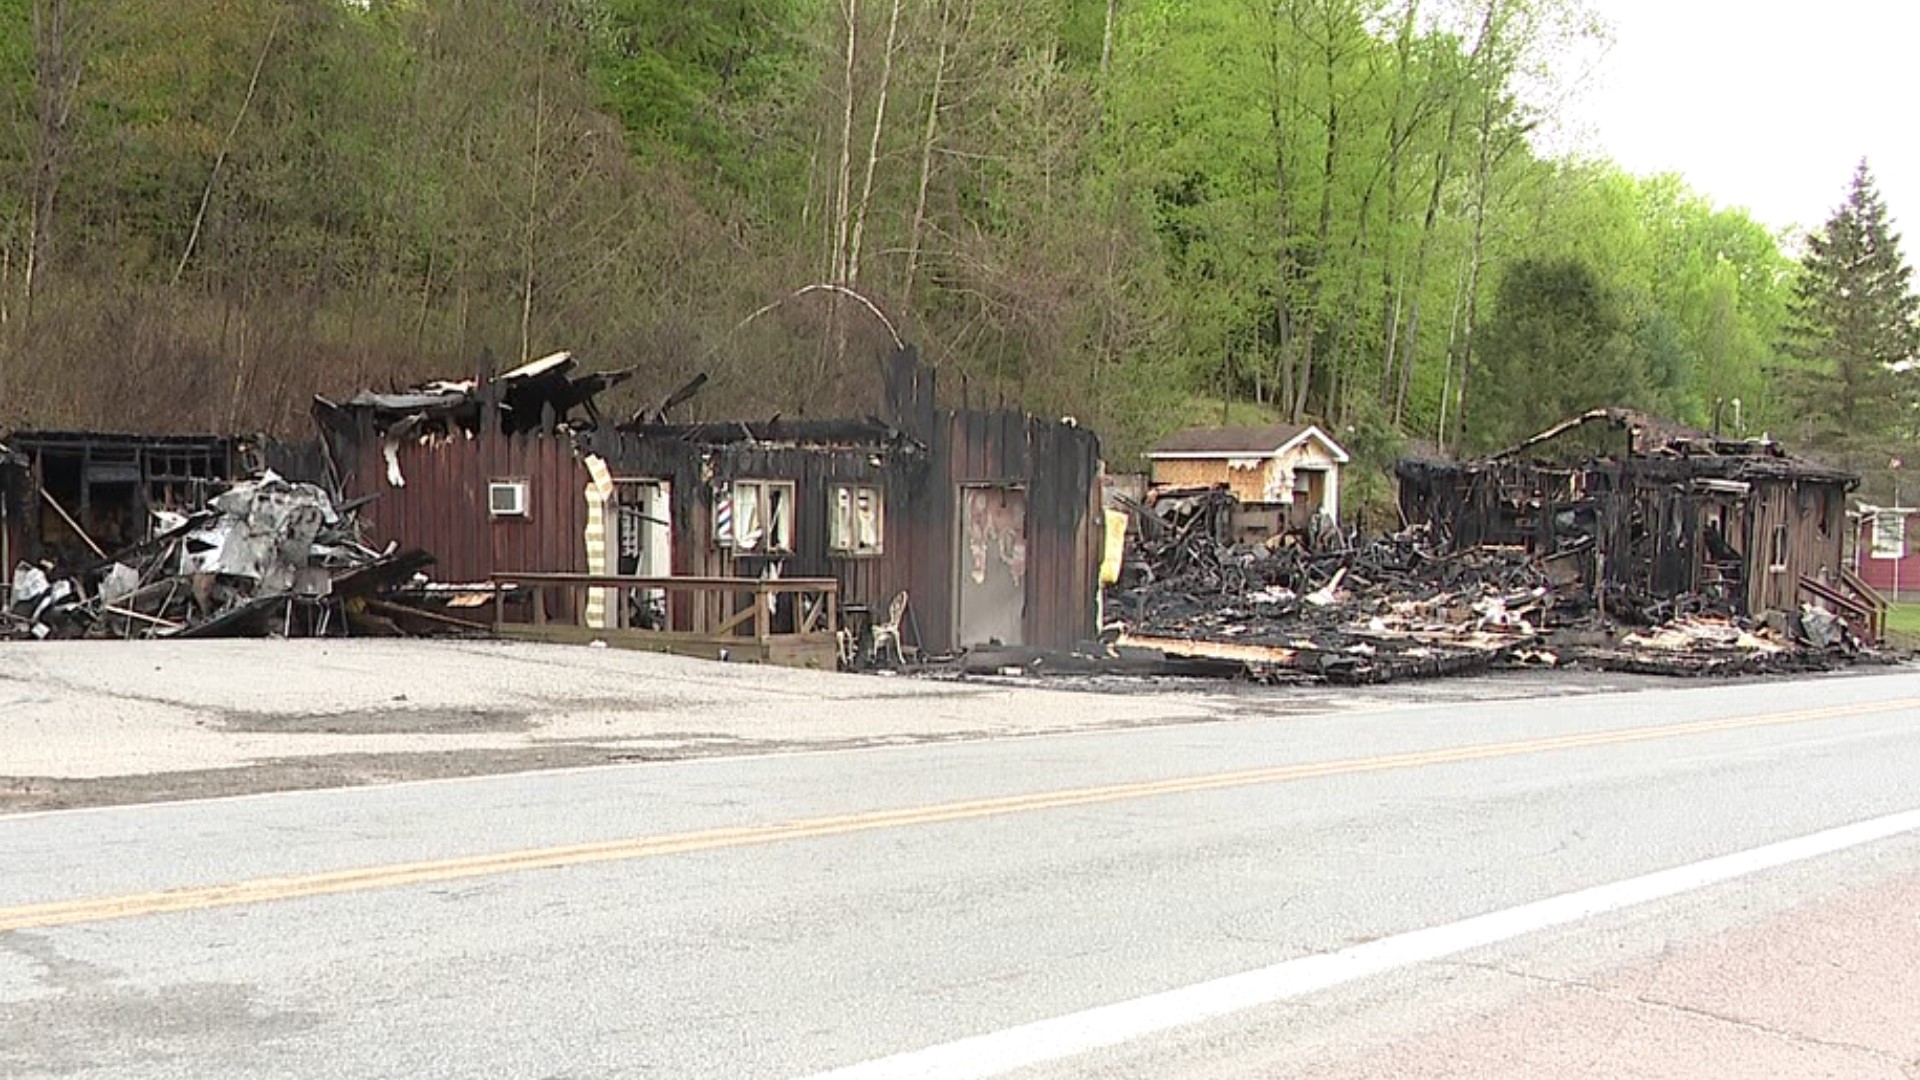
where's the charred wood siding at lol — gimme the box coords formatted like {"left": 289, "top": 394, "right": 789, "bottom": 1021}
{"left": 1018, "top": 413, "right": 1102, "bottom": 651}
{"left": 1396, "top": 455, "right": 1852, "bottom": 619}
{"left": 591, "top": 411, "right": 1101, "bottom": 655}
{"left": 319, "top": 347, "right": 1103, "bottom": 655}
{"left": 582, "top": 429, "right": 918, "bottom": 637}
{"left": 864, "top": 350, "right": 1104, "bottom": 652}
{"left": 900, "top": 408, "right": 1099, "bottom": 654}
{"left": 1744, "top": 480, "right": 1845, "bottom": 615}
{"left": 339, "top": 430, "right": 589, "bottom": 584}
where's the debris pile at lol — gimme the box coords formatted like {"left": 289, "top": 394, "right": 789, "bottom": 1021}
{"left": 5, "top": 473, "right": 439, "bottom": 640}
{"left": 312, "top": 350, "right": 633, "bottom": 440}
{"left": 1106, "top": 486, "right": 1866, "bottom": 684}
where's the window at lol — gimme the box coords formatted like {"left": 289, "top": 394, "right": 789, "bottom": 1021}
{"left": 1768, "top": 523, "right": 1788, "bottom": 572}
{"left": 488, "top": 479, "right": 529, "bottom": 518}
{"left": 715, "top": 479, "right": 795, "bottom": 553}
{"left": 829, "top": 484, "right": 885, "bottom": 555}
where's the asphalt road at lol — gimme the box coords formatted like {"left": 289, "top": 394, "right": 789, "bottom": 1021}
{"left": 4, "top": 671, "right": 1920, "bottom": 1079}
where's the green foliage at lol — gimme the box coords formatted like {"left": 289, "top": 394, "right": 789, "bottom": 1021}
{"left": 1780, "top": 161, "right": 1920, "bottom": 464}
{"left": 1885, "top": 602, "right": 1920, "bottom": 648}
{"left": 582, "top": 0, "right": 807, "bottom": 195}
{"left": 0, "top": 0, "right": 1886, "bottom": 483}
{"left": 1474, "top": 257, "right": 1642, "bottom": 448}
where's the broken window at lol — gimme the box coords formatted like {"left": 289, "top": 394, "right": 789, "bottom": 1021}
{"left": 829, "top": 484, "right": 885, "bottom": 555}
{"left": 715, "top": 479, "right": 795, "bottom": 554}
{"left": 147, "top": 447, "right": 221, "bottom": 511}
{"left": 1769, "top": 523, "right": 1788, "bottom": 571}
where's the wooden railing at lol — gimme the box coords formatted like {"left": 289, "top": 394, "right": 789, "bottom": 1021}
{"left": 1802, "top": 570, "right": 1887, "bottom": 644}
{"left": 489, "top": 573, "right": 839, "bottom": 645}
{"left": 1838, "top": 568, "right": 1888, "bottom": 643}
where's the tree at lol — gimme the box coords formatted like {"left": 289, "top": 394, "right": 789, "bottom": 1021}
{"left": 1781, "top": 160, "right": 1919, "bottom": 462}
{"left": 0, "top": 0, "right": 1830, "bottom": 464}
{"left": 1473, "top": 256, "right": 1644, "bottom": 448}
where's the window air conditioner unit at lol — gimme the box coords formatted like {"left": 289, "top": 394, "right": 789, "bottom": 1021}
{"left": 489, "top": 480, "right": 529, "bottom": 518}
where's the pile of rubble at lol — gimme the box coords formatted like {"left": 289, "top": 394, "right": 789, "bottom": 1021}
{"left": 5, "top": 473, "right": 438, "bottom": 640}
{"left": 1106, "top": 487, "right": 1866, "bottom": 685}
{"left": 311, "top": 350, "right": 633, "bottom": 440}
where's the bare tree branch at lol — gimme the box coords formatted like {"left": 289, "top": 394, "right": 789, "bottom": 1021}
{"left": 174, "top": 11, "right": 284, "bottom": 288}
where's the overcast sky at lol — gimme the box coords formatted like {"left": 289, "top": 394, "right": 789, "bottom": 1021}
{"left": 1554, "top": 0, "right": 1920, "bottom": 237}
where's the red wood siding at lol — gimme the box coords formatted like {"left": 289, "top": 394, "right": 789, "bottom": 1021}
{"left": 1855, "top": 513, "right": 1920, "bottom": 598}
{"left": 342, "top": 432, "right": 590, "bottom": 584}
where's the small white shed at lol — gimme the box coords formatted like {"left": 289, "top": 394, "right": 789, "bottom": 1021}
{"left": 1146, "top": 422, "right": 1350, "bottom": 526}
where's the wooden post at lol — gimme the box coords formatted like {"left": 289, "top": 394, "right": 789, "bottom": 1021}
{"left": 1596, "top": 551, "right": 1607, "bottom": 624}
{"left": 754, "top": 583, "right": 770, "bottom": 644}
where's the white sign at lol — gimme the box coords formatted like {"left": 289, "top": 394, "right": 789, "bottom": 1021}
{"left": 1871, "top": 510, "right": 1908, "bottom": 560}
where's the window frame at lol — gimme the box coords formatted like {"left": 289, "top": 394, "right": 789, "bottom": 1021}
{"left": 715, "top": 478, "right": 797, "bottom": 555}
{"left": 828, "top": 482, "right": 886, "bottom": 556}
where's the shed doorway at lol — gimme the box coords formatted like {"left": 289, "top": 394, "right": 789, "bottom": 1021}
{"left": 957, "top": 484, "right": 1027, "bottom": 647}
{"left": 1289, "top": 467, "right": 1329, "bottom": 531}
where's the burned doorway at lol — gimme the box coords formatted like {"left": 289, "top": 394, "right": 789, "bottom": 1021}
{"left": 615, "top": 479, "right": 672, "bottom": 628}
{"left": 1289, "top": 468, "right": 1329, "bottom": 531}
{"left": 957, "top": 484, "right": 1026, "bottom": 647}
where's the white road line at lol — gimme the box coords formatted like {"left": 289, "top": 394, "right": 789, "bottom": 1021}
{"left": 797, "top": 806, "right": 1920, "bottom": 1080}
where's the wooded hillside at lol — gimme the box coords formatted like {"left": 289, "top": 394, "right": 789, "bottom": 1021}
{"left": 0, "top": 0, "right": 1900, "bottom": 491}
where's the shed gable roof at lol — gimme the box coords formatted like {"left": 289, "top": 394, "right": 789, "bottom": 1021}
{"left": 1148, "top": 422, "right": 1349, "bottom": 463}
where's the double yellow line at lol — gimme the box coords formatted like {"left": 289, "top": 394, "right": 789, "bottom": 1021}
{"left": 3, "top": 696, "right": 1915, "bottom": 933}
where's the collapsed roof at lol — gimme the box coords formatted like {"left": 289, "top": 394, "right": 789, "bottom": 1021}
{"left": 1470, "top": 408, "right": 1856, "bottom": 486}
{"left": 1148, "top": 422, "right": 1349, "bottom": 462}
{"left": 313, "top": 351, "right": 633, "bottom": 438}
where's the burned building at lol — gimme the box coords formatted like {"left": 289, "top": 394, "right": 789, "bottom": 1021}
{"left": 1395, "top": 409, "right": 1870, "bottom": 624}
{"left": 0, "top": 429, "right": 333, "bottom": 579}
{"left": 1, "top": 431, "right": 242, "bottom": 574}
{"left": 314, "top": 348, "right": 1104, "bottom": 664}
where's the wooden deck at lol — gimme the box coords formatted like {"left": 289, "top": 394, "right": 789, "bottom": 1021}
{"left": 492, "top": 573, "right": 840, "bottom": 669}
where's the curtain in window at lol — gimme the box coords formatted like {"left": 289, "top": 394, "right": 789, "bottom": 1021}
{"left": 833, "top": 487, "right": 855, "bottom": 549}
{"left": 735, "top": 483, "right": 763, "bottom": 551}
{"left": 854, "top": 489, "right": 880, "bottom": 549}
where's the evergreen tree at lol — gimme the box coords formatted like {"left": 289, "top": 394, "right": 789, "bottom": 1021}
{"left": 1782, "top": 161, "right": 1919, "bottom": 460}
